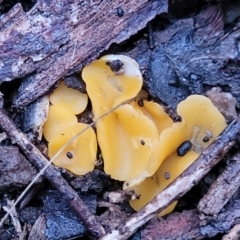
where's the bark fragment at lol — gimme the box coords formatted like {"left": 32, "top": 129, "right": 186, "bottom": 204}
{"left": 198, "top": 153, "right": 240, "bottom": 215}
{"left": 0, "top": 146, "right": 39, "bottom": 192}
{"left": 0, "top": 0, "right": 168, "bottom": 108}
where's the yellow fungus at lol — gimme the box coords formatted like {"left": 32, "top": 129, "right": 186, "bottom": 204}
{"left": 43, "top": 105, "right": 78, "bottom": 142}
{"left": 50, "top": 81, "right": 88, "bottom": 115}
{"left": 82, "top": 55, "right": 160, "bottom": 181}
{"left": 123, "top": 100, "right": 173, "bottom": 188}
{"left": 129, "top": 95, "right": 227, "bottom": 215}
{"left": 48, "top": 123, "right": 97, "bottom": 175}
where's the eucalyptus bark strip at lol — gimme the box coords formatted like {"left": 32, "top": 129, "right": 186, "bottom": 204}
{"left": 100, "top": 118, "right": 240, "bottom": 240}
{"left": 0, "top": 108, "right": 105, "bottom": 238}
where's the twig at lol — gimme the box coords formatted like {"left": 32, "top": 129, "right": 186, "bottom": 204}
{"left": 0, "top": 108, "right": 105, "bottom": 238}
{"left": 100, "top": 118, "right": 240, "bottom": 240}
{"left": 2, "top": 200, "right": 24, "bottom": 239}
{"left": 198, "top": 152, "right": 240, "bottom": 215}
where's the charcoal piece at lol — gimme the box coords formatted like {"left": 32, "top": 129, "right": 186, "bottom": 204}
{"left": 19, "top": 207, "right": 43, "bottom": 225}
{"left": 43, "top": 190, "right": 97, "bottom": 240}
{"left": 70, "top": 170, "right": 114, "bottom": 193}
{"left": 0, "top": 146, "right": 38, "bottom": 192}
{"left": 148, "top": 49, "right": 191, "bottom": 107}
{"left": 64, "top": 73, "right": 86, "bottom": 93}
{"left": 147, "top": 4, "right": 240, "bottom": 108}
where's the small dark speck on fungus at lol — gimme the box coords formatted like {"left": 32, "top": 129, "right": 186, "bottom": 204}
{"left": 138, "top": 99, "right": 144, "bottom": 107}
{"left": 177, "top": 140, "right": 192, "bottom": 156}
{"left": 164, "top": 172, "right": 171, "bottom": 179}
{"left": 106, "top": 59, "right": 124, "bottom": 75}
{"left": 202, "top": 136, "right": 209, "bottom": 142}
{"left": 66, "top": 152, "right": 73, "bottom": 159}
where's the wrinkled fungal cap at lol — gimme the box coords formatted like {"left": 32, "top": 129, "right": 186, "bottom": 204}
{"left": 49, "top": 123, "right": 97, "bottom": 175}
{"left": 123, "top": 100, "right": 173, "bottom": 188}
{"left": 129, "top": 95, "right": 227, "bottom": 215}
{"left": 82, "top": 55, "right": 162, "bottom": 181}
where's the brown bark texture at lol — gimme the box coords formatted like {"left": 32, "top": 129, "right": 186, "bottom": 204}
{"left": 0, "top": 0, "right": 167, "bottom": 108}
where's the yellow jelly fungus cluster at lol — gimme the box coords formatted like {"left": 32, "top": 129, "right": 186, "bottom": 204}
{"left": 82, "top": 55, "right": 227, "bottom": 215}
{"left": 43, "top": 81, "right": 97, "bottom": 175}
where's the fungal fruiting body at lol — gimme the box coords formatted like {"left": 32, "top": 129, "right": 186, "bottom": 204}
{"left": 43, "top": 81, "right": 97, "bottom": 175}
{"left": 44, "top": 54, "right": 228, "bottom": 217}
{"left": 82, "top": 55, "right": 163, "bottom": 181}
{"left": 49, "top": 81, "right": 88, "bottom": 115}
{"left": 129, "top": 95, "right": 227, "bottom": 214}
{"left": 48, "top": 123, "right": 97, "bottom": 175}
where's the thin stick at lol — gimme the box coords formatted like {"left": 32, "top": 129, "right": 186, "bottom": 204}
{"left": 100, "top": 118, "right": 240, "bottom": 240}
{"left": 0, "top": 101, "right": 131, "bottom": 238}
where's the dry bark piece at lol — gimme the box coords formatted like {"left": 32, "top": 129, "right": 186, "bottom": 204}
{"left": 28, "top": 214, "right": 46, "bottom": 240}
{"left": 206, "top": 87, "right": 237, "bottom": 122}
{"left": 19, "top": 95, "right": 49, "bottom": 140}
{"left": 198, "top": 153, "right": 240, "bottom": 215}
{"left": 0, "top": 0, "right": 168, "bottom": 108}
{"left": 140, "top": 210, "right": 202, "bottom": 240}
{"left": 199, "top": 198, "right": 240, "bottom": 238}
{"left": 0, "top": 146, "right": 39, "bottom": 192}
{"left": 0, "top": 108, "right": 105, "bottom": 238}
{"left": 97, "top": 201, "right": 130, "bottom": 233}
{"left": 100, "top": 118, "right": 240, "bottom": 240}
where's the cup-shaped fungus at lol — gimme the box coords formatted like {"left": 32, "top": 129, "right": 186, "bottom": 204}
{"left": 124, "top": 100, "right": 173, "bottom": 188}
{"left": 48, "top": 123, "right": 97, "bottom": 175}
{"left": 43, "top": 81, "right": 97, "bottom": 176}
{"left": 129, "top": 95, "right": 227, "bottom": 215}
{"left": 50, "top": 81, "right": 88, "bottom": 115}
{"left": 43, "top": 81, "right": 88, "bottom": 142}
{"left": 82, "top": 55, "right": 160, "bottom": 181}
{"left": 43, "top": 105, "right": 78, "bottom": 142}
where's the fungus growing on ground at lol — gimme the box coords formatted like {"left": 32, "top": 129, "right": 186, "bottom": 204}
{"left": 50, "top": 81, "right": 88, "bottom": 115}
{"left": 48, "top": 123, "right": 97, "bottom": 175}
{"left": 129, "top": 95, "right": 227, "bottom": 215}
{"left": 43, "top": 81, "right": 97, "bottom": 175}
{"left": 82, "top": 55, "right": 164, "bottom": 181}
{"left": 43, "top": 105, "right": 78, "bottom": 142}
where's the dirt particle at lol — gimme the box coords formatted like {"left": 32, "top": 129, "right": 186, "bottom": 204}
{"left": 202, "top": 136, "right": 210, "bottom": 142}
{"left": 116, "top": 6, "right": 124, "bottom": 17}
{"left": 138, "top": 99, "right": 144, "bottom": 107}
{"left": 66, "top": 152, "right": 73, "bottom": 159}
{"left": 177, "top": 140, "right": 192, "bottom": 156}
{"left": 164, "top": 172, "right": 171, "bottom": 179}
{"left": 106, "top": 60, "right": 124, "bottom": 75}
